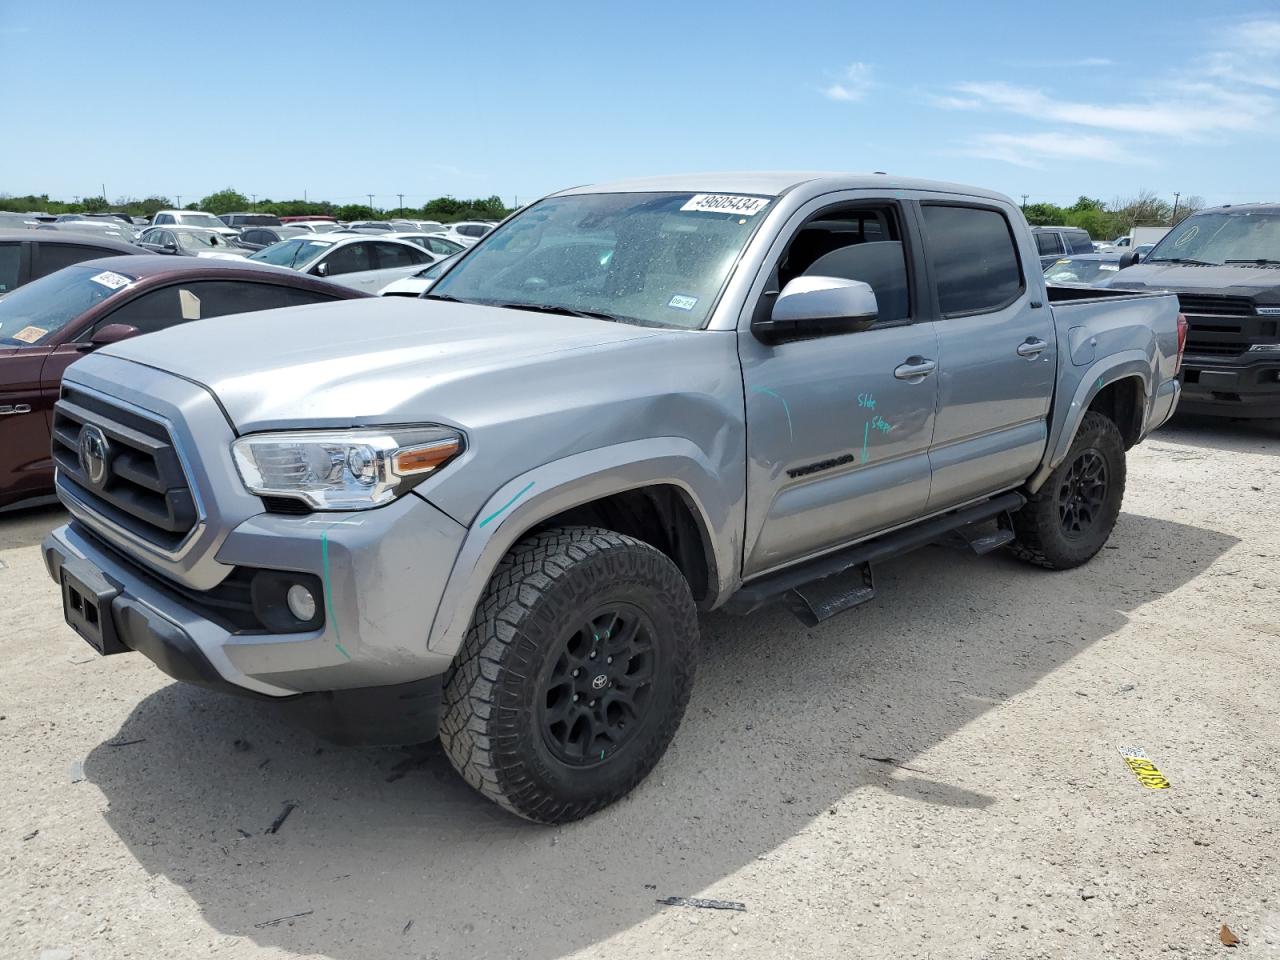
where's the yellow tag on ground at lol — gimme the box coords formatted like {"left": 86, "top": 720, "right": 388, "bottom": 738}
{"left": 1119, "top": 746, "right": 1171, "bottom": 789}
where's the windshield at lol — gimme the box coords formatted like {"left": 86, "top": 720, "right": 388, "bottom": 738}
{"left": 429, "top": 191, "right": 773, "bottom": 329}
{"left": 1044, "top": 259, "right": 1117, "bottom": 284}
{"left": 176, "top": 212, "right": 228, "bottom": 230}
{"left": 1148, "top": 211, "right": 1280, "bottom": 265}
{"left": 177, "top": 231, "right": 233, "bottom": 250}
{"left": 0, "top": 265, "right": 131, "bottom": 346}
{"left": 248, "top": 238, "right": 332, "bottom": 268}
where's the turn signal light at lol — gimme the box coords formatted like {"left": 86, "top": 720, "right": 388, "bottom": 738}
{"left": 1175, "top": 313, "right": 1188, "bottom": 375}
{"left": 392, "top": 438, "right": 462, "bottom": 476}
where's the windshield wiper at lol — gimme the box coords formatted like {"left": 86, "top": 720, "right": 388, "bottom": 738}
{"left": 423, "top": 293, "right": 466, "bottom": 303}
{"left": 488, "top": 301, "right": 628, "bottom": 323}
{"left": 1225, "top": 258, "right": 1280, "bottom": 266}
{"left": 1146, "top": 257, "right": 1217, "bottom": 266}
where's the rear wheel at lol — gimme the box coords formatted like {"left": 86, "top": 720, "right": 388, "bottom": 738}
{"left": 440, "top": 526, "right": 698, "bottom": 823}
{"left": 1010, "top": 411, "right": 1126, "bottom": 569}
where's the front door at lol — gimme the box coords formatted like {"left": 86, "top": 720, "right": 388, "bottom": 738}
{"left": 739, "top": 196, "right": 940, "bottom": 576}
{"left": 916, "top": 199, "right": 1057, "bottom": 511}
{"left": 0, "top": 347, "right": 55, "bottom": 505}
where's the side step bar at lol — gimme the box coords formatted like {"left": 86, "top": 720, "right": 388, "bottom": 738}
{"left": 724, "top": 491, "right": 1026, "bottom": 620}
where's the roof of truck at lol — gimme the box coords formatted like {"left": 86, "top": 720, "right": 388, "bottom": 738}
{"left": 554, "top": 171, "right": 1012, "bottom": 203}
{"left": 1196, "top": 202, "right": 1280, "bottom": 215}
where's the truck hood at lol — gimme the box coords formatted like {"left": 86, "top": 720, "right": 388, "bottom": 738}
{"left": 1110, "top": 263, "right": 1280, "bottom": 297}
{"left": 99, "top": 297, "right": 669, "bottom": 431}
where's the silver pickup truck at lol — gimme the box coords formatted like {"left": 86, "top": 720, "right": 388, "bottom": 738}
{"left": 43, "top": 173, "right": 1184, "bottom": 822}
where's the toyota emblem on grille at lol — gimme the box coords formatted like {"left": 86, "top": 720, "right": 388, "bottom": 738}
{"left": 77, "top": 425, "right": 110, "bottom": 487}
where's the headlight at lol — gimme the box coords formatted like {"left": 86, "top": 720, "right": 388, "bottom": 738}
{"left": 231, "top": 426, "right": 463, "bottom": 510}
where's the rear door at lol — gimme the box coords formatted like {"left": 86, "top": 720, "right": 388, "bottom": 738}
{"left": 739, "top": 193, "right": 940, "bottom": 575}
{"left": 31, "top": 242, "right": 125, "bottom": 282}
{"left": 917, "top": 198, "right": 1056, "bottom": 510}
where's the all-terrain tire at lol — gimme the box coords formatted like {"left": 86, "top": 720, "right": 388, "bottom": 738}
{"left": 439, "top": 525, "right": 698, "bottom": 823}
{"left": 1009, "top": 411, "right": 1126, "bottom": 570}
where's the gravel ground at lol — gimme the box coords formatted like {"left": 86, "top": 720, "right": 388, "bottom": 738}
{"left": 2, "top": 413, "right": 1278, "bottom": 960}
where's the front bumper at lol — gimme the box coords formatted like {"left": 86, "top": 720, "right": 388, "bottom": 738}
{"left": 43, "top": 491, "right": 467, "bottom": 700}
{"left": 1179, "top": 354, "right": 1280, "bottom": 418}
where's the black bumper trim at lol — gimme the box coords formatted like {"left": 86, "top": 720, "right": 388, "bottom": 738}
{"left": 43, "top": 534, "right": 444, "bottom": 745}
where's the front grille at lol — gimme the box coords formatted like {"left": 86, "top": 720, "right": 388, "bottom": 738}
{"left": 1176, "top": 295, "right": 1255, "bottom": 317}
{"left": 52, "top": 386, "right": 198, "bottom": 551}
{"left": 1176, "top": 295, "right": 1264, "bottom": 360}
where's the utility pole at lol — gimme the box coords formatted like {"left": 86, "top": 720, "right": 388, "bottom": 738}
{"left": 397, "top": 193, "right": 404, "bottom": 216}
{"left": 367, "top": 193, "right": 374, "bottom": 212}
{"left": 176, "top": 195, "right": 182, "bottom": 209}
{"left": 102, "top": 184, "right": 108, "bottom": 203}
{"left": 251, "top": 194, "right": 257, "bottom": 211}
{"left": 1020, "top": 194, "right": 1029, "bottom": 211}
{"left": 1170, "top": 192, "right": 1181, "bottom": 225}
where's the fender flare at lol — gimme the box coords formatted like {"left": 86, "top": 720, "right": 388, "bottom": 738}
{"left": 1027, "top": 351, "right": 1151, "bottom": 494}
{"left": 424, "top": 437, "right": 741, "bottom": 660}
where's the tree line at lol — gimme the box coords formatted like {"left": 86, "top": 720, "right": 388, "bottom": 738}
{"left": 1021, "top": 190, "right": 1206, "bottom": 239}
{"left": 0, "top": 187, "right": 512, "bottom": 223}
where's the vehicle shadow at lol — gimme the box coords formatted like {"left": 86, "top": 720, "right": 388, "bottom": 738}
{"left": 1153, "top": 412, "right": 1280, "bottom": 456}
{"left": 83, "top": 511, "right": 1236, "bottom": 959}
{"left": 0, "top": 504, "right": 66, "bottom": 552}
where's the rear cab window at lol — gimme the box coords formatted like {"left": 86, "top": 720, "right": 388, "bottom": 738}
{"left": 921, "top": 204, "right": 1025, "bottom": 316}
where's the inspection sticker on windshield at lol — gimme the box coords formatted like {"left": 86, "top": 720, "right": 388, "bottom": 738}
{"left": 90, "top": 270, "right": 133, "bottom": 290}
{"left": 12, "top": 325, "right": 48, "bottom": 344}
{"left": 681, "top": 194, "right": 769, "bottom": 216}
{"left": 668, "top": 294, "right": 698, "bottom": 311}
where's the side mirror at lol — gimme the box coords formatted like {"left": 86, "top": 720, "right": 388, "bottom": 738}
{"left": 162, "top": 242, "right": 178, "bottom": 254}
{"left": 1118, "top": 250, "right": 1140, "bottom": 270}
{"left": 315, "top": 261, "right": 329, "bottom": 276}
{"left": 753, "top": 277, "right": 878, "bottom": 344}
{"left": 87, "top": 323, "right": 140, "bottom": 348}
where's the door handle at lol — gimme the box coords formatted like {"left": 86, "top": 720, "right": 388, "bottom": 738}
{"left": 1017, "top": 338, "right": 1048, "bottom": 358}
{"left": 0, "top": 404, "right": 32, "bottom": 415}
{"left": 893, "top": 357, "right": 937, "bottom": 381}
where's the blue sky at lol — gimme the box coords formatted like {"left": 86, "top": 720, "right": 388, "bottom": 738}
{"left": 1, "top": 0, "right": 1276, "bottom": 210}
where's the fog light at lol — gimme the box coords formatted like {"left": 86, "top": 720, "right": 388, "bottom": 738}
{"left": 286, "top": 584, "right": 317, "bottom": 621}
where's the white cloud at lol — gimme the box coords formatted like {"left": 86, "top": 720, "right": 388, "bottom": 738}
{"left": 823, "top": 63, "right": 874, "bottom": 102}
{"left": 928, "top": 94, "right": 983, "bottom": 110}
{"left": 1222, "top": 18, "right": 1280, "bottom": 53}
{"left": 945, "top": 80, "right": 1270, "bottom": 138}
{"left": 960, "top": 132, "right": 1141, "bottom": 168}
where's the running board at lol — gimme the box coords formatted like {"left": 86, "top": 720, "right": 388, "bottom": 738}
{"left": 785, "top": 562, "right": 875, "bottom": 627}
{"left": 724, "top": 491, "right": 1026, "bottom": 620}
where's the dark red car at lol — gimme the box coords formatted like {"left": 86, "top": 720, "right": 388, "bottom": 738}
{"left": 0, "top": 256, "right": 369, "bottom": 511}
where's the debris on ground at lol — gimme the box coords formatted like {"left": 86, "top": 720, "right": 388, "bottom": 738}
{"left": 402, "top": 920, "right": 414, "bottom": 935}
{"left": 266, "top": 802, "right": 297, "bottom": 834}
{"left": 107, "top": 738, "right": 146, "bottom": 747}
{"left": 233, "top": 738, "right": 252, "bottom": 752}
{"left": 859, "top": 754, "right": 930, "bottom": 774}
{"left": 1118, "top": 746, "right": 1172, "bottom": 789}
{"left": 1220, "top": 924, "right": 1240, "bottom": 947}
{"left": 253, "top": 910, "right": 313, "bottom": 929}
{"left": 21, "top": 829, "right": 38, "bottom": 841}
{"left": 656, "top": 896, "right": 747, "bottom": 912}
{"left": 68, "top": 760, "right": 84, "bottom": 783}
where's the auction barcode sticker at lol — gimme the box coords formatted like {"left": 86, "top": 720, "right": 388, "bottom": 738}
{"left": 680, "top": 194, "right": 770, "bottom": 216}
{"left": 1119, "top": 746, "right": 1171, "bottom": 789}
{"left": 90, "top": 270, "right": 133, "bottom": 290}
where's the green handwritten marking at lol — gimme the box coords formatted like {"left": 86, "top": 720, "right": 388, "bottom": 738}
{"left": 1096, "top": 376, "right": 1104, "bottom": 390}
{"left": 861, "top": 421, "right": 870, "bottom": 463}
{"left": 479, "top": 480, "right": 535, "bottom": 528}
{"left": 751, "top": 386, "right": 793, "bottom": 443}
{"left": 320, "top": 531, "right": 348, "bottom": 660}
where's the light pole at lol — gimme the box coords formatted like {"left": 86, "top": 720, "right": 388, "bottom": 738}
{"left": 367, "top": 193, "right": 374, "bottom": 213}
{"left": 251, "top": 194, "right": 257, "bottom": 211}
{"left": 1170, "top": 192, "right": 1181, "bottom": 224}
{"left": 1021, "top": 194, "right": 1029, "bottom": 211}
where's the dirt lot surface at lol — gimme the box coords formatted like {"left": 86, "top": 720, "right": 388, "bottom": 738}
{"left": 2, "top": 414, "right": 1279, "bottom": 960}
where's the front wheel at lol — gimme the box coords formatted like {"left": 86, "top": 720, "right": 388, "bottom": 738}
{"left": 1009, "top": 411, "right": 1126, "bottom": 570}
{"left": 440, "top": 526, "right": 698, "bottom": 823}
